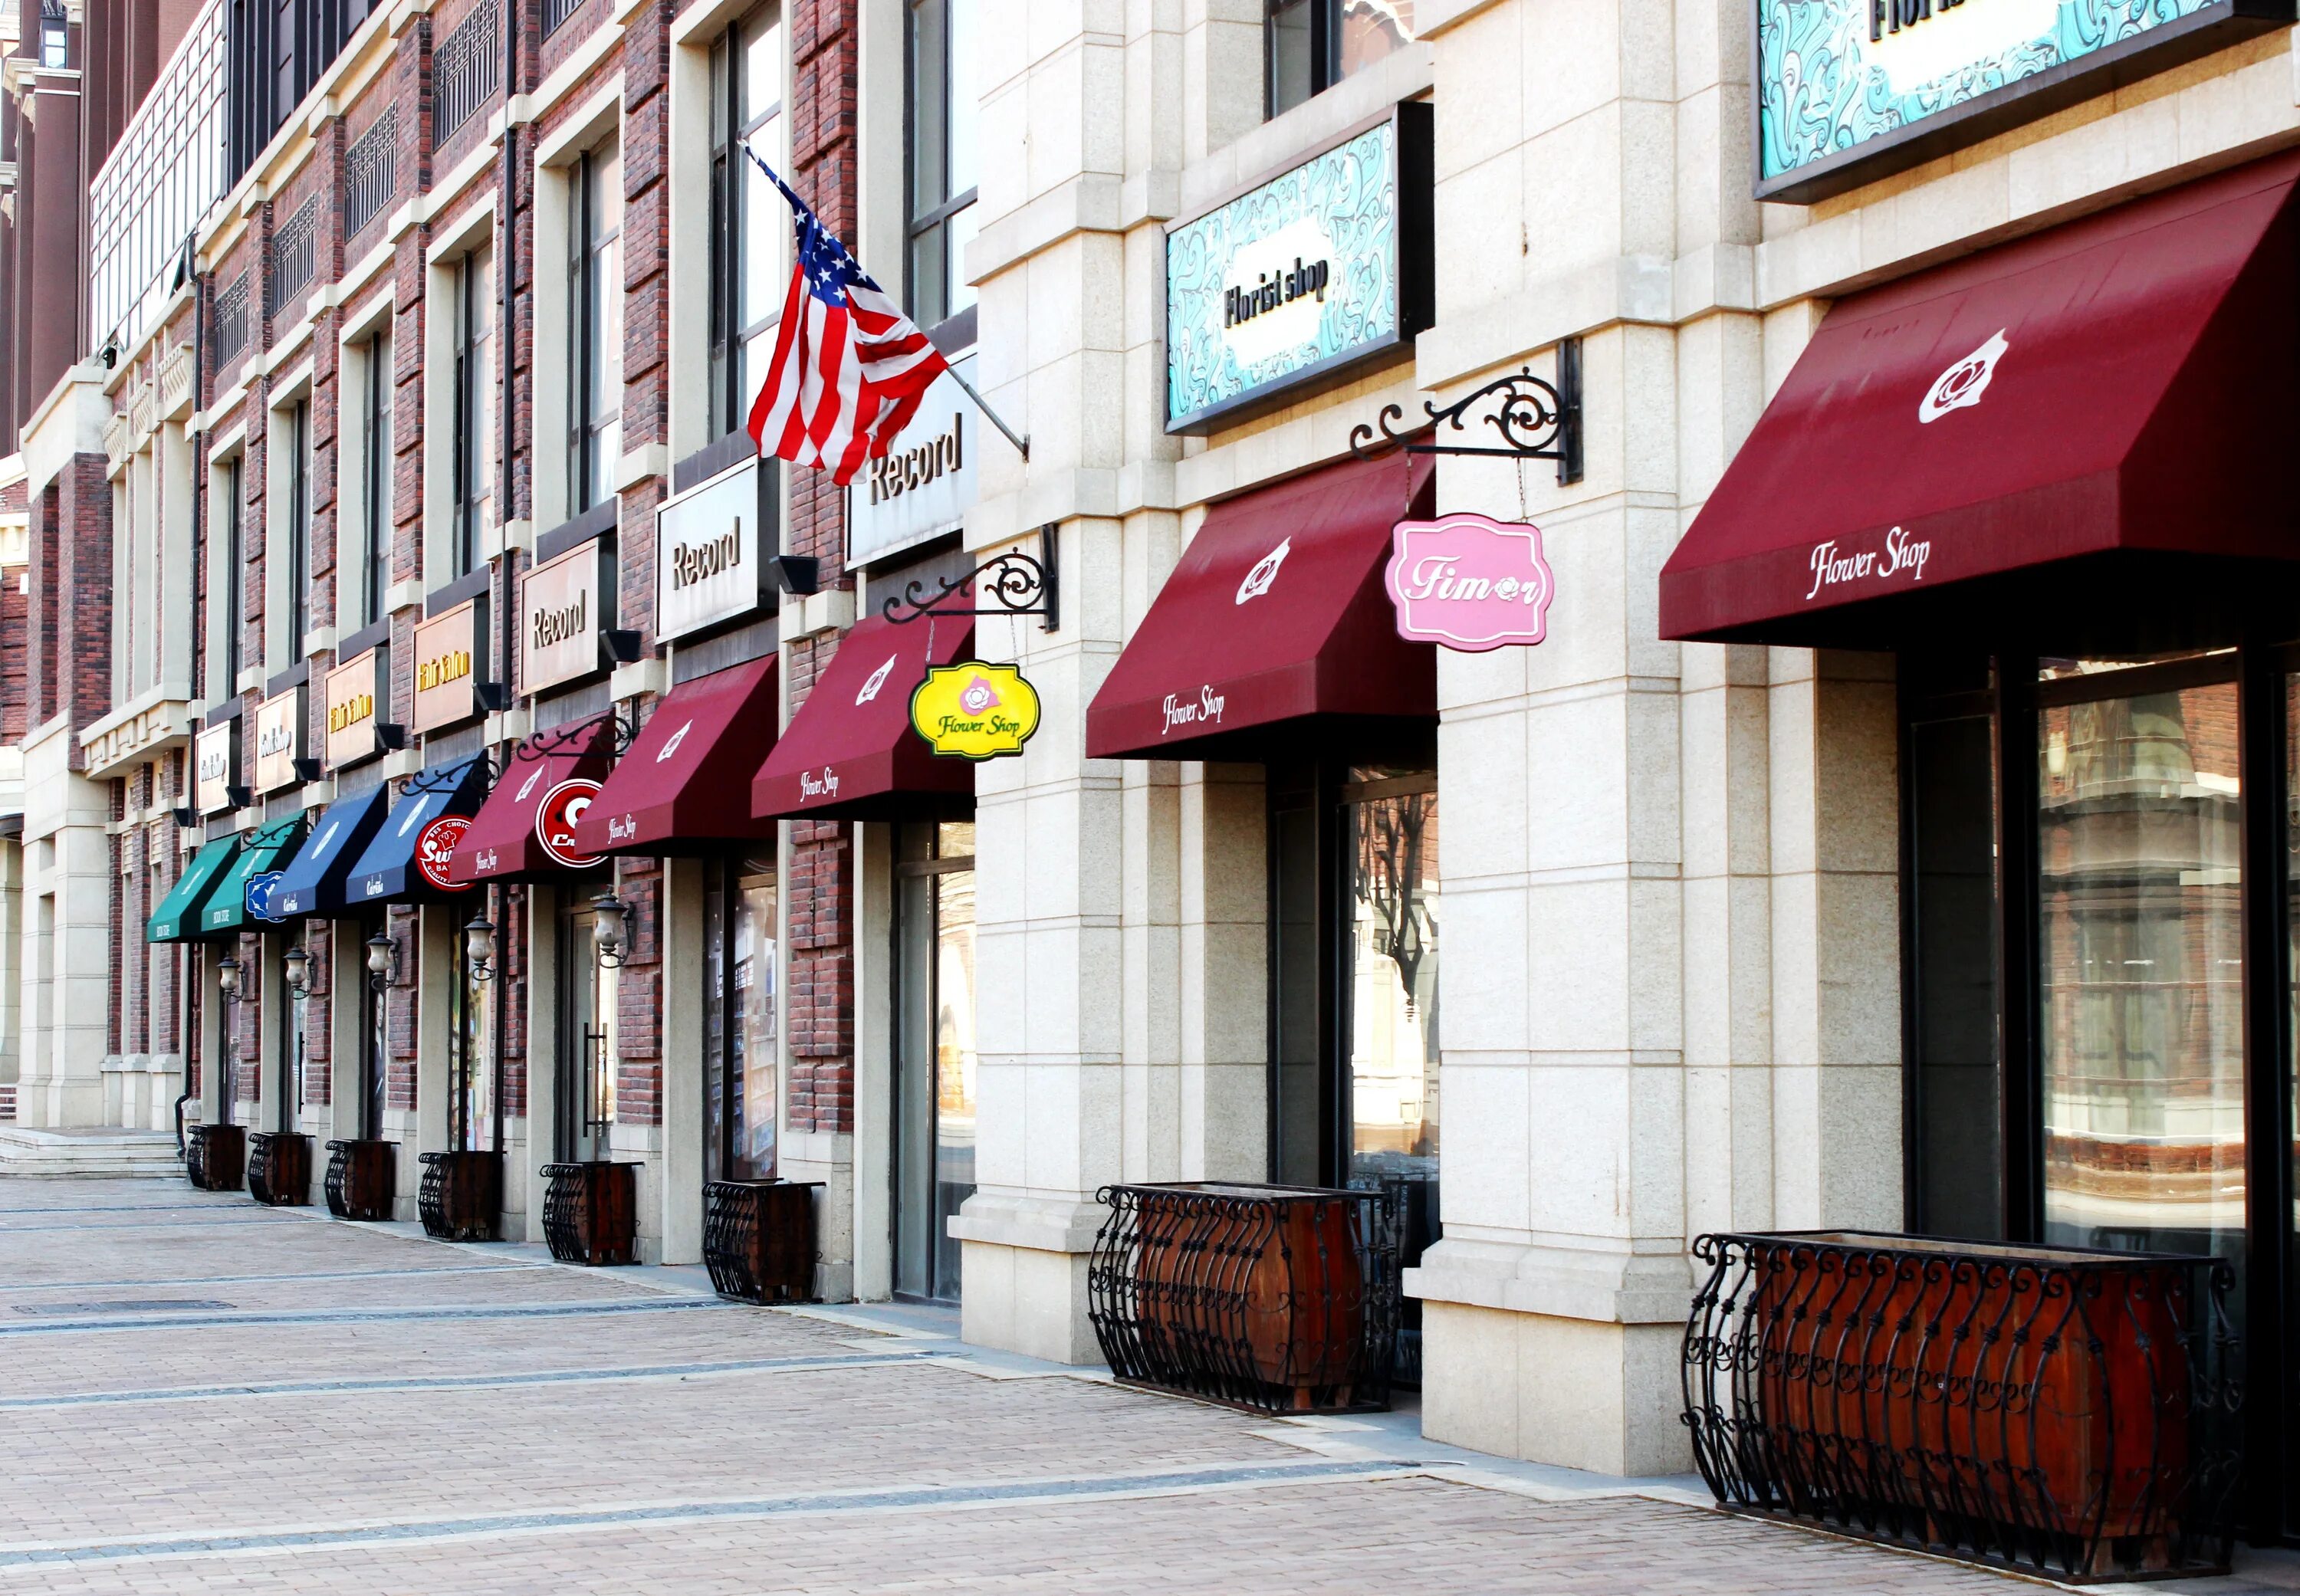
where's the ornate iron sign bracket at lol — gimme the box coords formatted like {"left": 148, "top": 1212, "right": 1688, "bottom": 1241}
{"left": 882, "top": 522, "right": 1060, "bottom": 633}
{"left": 1349, "top": 337, "right": 1583, "bottom": 484}
{"left": 524, "top": 706, "right": 642, "bottom": 763}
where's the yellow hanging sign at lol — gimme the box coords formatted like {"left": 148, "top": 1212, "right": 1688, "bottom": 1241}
{"left": 909, "top": 660, "right": 1041, "bottom": 760}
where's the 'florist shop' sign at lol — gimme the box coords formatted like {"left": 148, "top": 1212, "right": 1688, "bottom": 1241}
{"left": 1164, "top": 103, "right": 1431, "bottom": 433}
{"left": 1758, "top": 0, "right": 2284, "bottom": 202}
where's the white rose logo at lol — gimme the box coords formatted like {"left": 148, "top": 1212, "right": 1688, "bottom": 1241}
{"left": 1237, "top": 537, "right": 1290, "bottom": 604}
{"left": 1920, "top": 330, "right": 2008, "bottom": 424}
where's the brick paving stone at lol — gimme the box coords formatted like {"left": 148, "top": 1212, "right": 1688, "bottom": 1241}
{"left": 0, "top": 1177, "right": 2056, "bottom": 1594}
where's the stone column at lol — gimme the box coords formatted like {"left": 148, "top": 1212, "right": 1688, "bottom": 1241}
{"left": 658, "top": 856, "right": 706, "bottom": 1266}
{"left": 523, "top": 882, "right": 560, "bottom": 1244}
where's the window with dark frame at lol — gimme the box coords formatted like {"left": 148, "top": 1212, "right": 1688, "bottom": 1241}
{"left": 38, "top": 1, "right": 65, "bottom": 67}
{"left": 569, "top": 142, "right": 623, "bottom": 514}
{"left": 362, "top": 331, "right": 391, "bottom": 626}
{"left": 905, "top": 0, "right": 976, "bottom": 335}
{"left": 222, "top": 457, "right": 244, "bottom": 692}
{"left": 707, "top": 7, "right": 783, "bottom": 442}
{"left": 451, "top": 248, "right": 492, "bottom": 577}
{"left": 1265, "top": 0, "right": 1418, "bottom": 119}
{"left": 286, "top": 399, "right": 310, "bottom": 662}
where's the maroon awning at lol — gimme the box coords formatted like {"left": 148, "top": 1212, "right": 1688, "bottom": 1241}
{"left": 751, "top": 611, "right": 974, "bottom": 822}
{"left": 1086, "top": 451, "right": 1435, "bottom": 761}
{"left": 449, "top": 714, "right": 616, "bottom": 885}
{"left": 1661, "top": 150, "right": 2300, "bottom": 649}
{"left": 570, "top": 656, "right": 780, "bottom": 855}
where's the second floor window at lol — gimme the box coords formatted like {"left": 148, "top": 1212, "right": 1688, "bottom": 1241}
{"left": 285, "top": 399, "right": 310, "bottom": 661}
{"left": 708, "top": 6, "right": 782, "bottom": 440}
{"left": 1267, "top": 0, "right": 1416, "bottom": 117}
{"left": 570, "top": 142, "right": 623, "bottom": 514}
{"left": 452, "top": 246, "right": 495, "bottom": 577}
{"left": 363, "top": 331, "right": 393, "bottom": 626}
{"left": 38, "top": 2, "right": 64, "bottom": 67}
{"left": 906, "top": 0, "right": 975, "bottom": 333}
{"left": 221, "top": 457, "right": 243, "bottom": 694}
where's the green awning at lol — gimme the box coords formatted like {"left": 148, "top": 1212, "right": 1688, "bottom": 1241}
{"left": 146, "top": 837, "right": 242, "bottom": 943}
{"left": 199, "top": 816, "right": 310, "bottom": 937}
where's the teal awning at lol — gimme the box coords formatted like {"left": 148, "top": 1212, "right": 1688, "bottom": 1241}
{"left": 200, "top": 817, "right": 310, "bottom": 936}
{"left": 146, "top": 837, "right": 242, "bottom": 943}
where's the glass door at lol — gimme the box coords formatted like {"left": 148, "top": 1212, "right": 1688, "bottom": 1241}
{"left": 705, "top": 859, "right": 779, "bottom": 1183}
{"left": 360, "top": 912, "right": 386, "bottom": 1140}
{"left": 449, "top": 902, "right": 496, "bottom": 1153}
{"left": 274, "top": 940, "right": 307, "bottom": 1134}
{"left": 557, "top": 889, "right": 613, "bottom": 1162}
{"left": 893, "top": 820, "right": 975, "bottom": 1303}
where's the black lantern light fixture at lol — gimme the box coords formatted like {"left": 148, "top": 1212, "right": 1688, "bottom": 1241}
{"left": 590, "top": 892, "right": 629, "bottom": 970}
{"left": 215, "top": 954, "right": 245, "bottom": 1003}
{"left": 281, "top": 943, "right": 312, "bottom": 1000}
{"left": 465, "top": 911, "right": 498, "bottom": 984}
{"left": 365, "top": 931, "right": 400, "bottom": 993}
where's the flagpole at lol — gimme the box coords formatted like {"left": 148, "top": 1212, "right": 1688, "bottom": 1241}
{"left": 943, "top": 363, "right": 1029, "bottom": 461}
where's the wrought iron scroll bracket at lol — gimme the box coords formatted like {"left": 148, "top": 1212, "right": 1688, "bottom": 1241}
{"left": 523, "top": 707, "right": 642, "bottom": 763}
{"left": 882, "top": 522, "right": 1059, "bottom": 633}
{"left": 1349, "top": 337, "right": 1583, "bottom": 485}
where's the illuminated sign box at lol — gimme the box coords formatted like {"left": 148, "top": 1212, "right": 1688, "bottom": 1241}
{"left": 1757, "top": 0, "right": 2292, "bottom": 204}
{"left": 1164, "top": 103, "right": 1431, "bottom": 435}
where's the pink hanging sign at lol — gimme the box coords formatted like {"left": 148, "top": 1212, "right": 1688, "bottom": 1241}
{"left": 1384, "top": 511, "right": 1556, "bottom": 652}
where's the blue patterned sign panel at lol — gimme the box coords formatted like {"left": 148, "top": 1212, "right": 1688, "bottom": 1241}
{"left": 1166, "top": 120, "right": 1410, "bottom": 432}
{"left": 1762, "top": 0, "right": 2230, "bottom": 197}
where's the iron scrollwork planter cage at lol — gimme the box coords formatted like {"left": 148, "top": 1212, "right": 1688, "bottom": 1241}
{"left": 702, "top": 1179, "right": 823, "bottom": 1303}
{"left": 541, "top": 1161, "right": 639, "bottom": 1265}
{"left": 1087, "top": 1181, "right": 1401, "bottom": 1414}
{"left": 419, "top": 1151, "right": 504, "bottom": 1242}
{"left": 324, "top": 1138, "right": 397, "bottom": 1220}
{"left": 245, "top": 1131, "right": 311, "bottom": 1206}
{"left": 184, "top": 1123, "right": 245, "bottom": 1192}
{"left": 1681, "top": 1230, "right": 2242, "bottom": 1583}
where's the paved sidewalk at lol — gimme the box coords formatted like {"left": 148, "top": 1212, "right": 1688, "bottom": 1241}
{"left": 0, "top": 1176, "right": 2267, "bottom": 1594}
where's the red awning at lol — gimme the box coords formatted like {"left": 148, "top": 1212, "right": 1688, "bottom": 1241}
{"left": 449, "top": 714, "right": 616, "bottom": 885}
{"left": 1661, "top": 150, "right": 2300, "bottom": 649}
{"left": 751, "top": 611, "right": 974, "bottom": 821}
{"left": 1086, "top": 451, "right": 1435, "bottom": 761}
{"left": 570, "top": 656, "right": 780, "bottom": 855}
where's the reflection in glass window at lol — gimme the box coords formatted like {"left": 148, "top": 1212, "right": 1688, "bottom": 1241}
{"left": 707, "top": 865, "right": 779, "bottom": 1182}
{"left": 708, "top": 6, "right": 784, "bottom": 440}
{"left": 1267, "top": 0, "right": 1417, "bottom": 119}
{"left": 1348, "top": 785, "right": 1438, "bottom": 1185}
{"left": 2039, "top": 682, "right": 2245, "bottom": 1263}
{"left": 906, "top": 0, "right": 977, "bottom": 331}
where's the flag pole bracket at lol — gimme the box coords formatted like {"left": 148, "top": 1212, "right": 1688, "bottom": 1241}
{"left": 882, "top": 523, "right": 1059, "bottom": 633}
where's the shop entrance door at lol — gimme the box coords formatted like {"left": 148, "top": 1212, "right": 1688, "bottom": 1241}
{"left": 557, "top": 892, "right": 613, "bottom": 1162}
{"left": 359, "top": 912, "right": 386, "bottom": 1141}
{"left": 449, "top": 907, "right": 496, "bottom": 1154}
{"left": 274, "top": 941, "right": 307, "bottom": 1135}
{"left": 705, "top": 862, "right": 779, "bottom": 1183}
{"left": 892, "top": 821, "right": 976, "bottom": 1304}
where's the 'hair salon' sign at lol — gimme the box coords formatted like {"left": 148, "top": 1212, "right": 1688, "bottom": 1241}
{"left": 1164, "top": 104, "right": 1430, "bottom": 434}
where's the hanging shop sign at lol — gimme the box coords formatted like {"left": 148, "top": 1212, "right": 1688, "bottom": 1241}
{"left": 1757, "top": 0, "right": 2288, "bottom": 204}
{"left": 657, "top": 458, "right": 774, "bottom": 642}
{"left": 1165, "top": 103, "right": 1431, "bottom": 435}
{"left": 244, "top": 871, "right": 285, "bottom": 922}
{"left": 1384, "top": 513, "right": 1556, "bottom": 652}
{"left": 847, "top": 356, "right": 978, "bottom": 568}
{"left": 412, "top": 599, "right": 491, "bottom": 734}
{"left": 195, "top": 721, "right": 238, "bottom": 815}
{"left": 909, "top": 661, "right": 1041, "bottom": 760}
{"left": 535, "top": 778, "right": 605, "bottom": 869}
{"left": 521, "top": 537, "right": 613, "bottom": 694}
{"left": 324, "top": 646, "right": 389, "bottom": 769}
{"left": 253, "top": 687, "right": 305, "bottom": 793}
{"left": 415, "top": 815, "right": 474, "bottom": 892}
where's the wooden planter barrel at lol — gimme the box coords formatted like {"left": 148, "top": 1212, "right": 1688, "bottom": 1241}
{"left": 1086, "top": 1182, "right": 1399, "bottom": 1414}
{"left": 324, "top": 1139, "right": 397, "bottom": 1221}
{"left": 1683, "top": 1230, "right": 2242, "bottom": 1582}
{"left": 418, "top": 1151, "right": 504, "bottom": 1242}
{"left": 702, "top": 1180, "right": 823, "bottom": 1303}
{"left": 184, "top": 1123, "right": 245, "bottom": 1192}
{"left": 245, "top": 1132, "right": 312, "bottom": 1206}
{"left": 541, "top": 1162, "right": 638, "bottom": 1265}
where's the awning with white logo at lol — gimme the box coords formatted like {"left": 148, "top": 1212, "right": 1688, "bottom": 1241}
{"left": 1085, "top": 449, "right": 1435, "bottom": 762}
{"left": 449, "top": 714, "right": 617, "bottom": 885}
{"left": 271, "top": 785, "right": 393, "bottom": 920}
{"left": 344, "top": 757, "right": 493, "bottom": 905}
{"left": 1660, "top": 149, "right": 2300, "bottom": 648}
{"left": 571, "top": 655, "right": 780, "bottom": 855}
{"left": 751, "top": 611, "right": 974, "bottom": 821}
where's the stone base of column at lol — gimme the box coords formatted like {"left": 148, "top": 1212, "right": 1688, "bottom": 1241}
{"left": 1408, "top": 1237, "right": 1694, "bottom": 1478}
{"left": 951, "top": 1194, "right": 1103, "bottom": 1364}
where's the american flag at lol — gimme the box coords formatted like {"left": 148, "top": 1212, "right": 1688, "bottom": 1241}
{"left": 744, "top": 150, "right": 951, "bottom": 484}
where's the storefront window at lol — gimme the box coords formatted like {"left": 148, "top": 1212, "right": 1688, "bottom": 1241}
{"left": 278, "top": 946, "right": 307, "bottom": 1129}
{"left": 2039, "top": 678, "right": 2245, "bottom": 1261}
{"left": 449, "top": 915, "right": 495, "bottom": 1152}
{"left": 360, "top": 914, "right": 386, "bottom": 1139}
{"left": 894, "top": 820, "right": 975, "bottom": 1302}
{"left": 705, "top": 862, "right": 779, "bottom": 1183}
{"left": 1266, "top": 0, "right": 1417, "bottom": 119}
{"left": 906, "top": 0, "right": 977, "bottom": 332}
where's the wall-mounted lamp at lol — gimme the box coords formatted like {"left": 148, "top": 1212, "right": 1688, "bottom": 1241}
{"left": 590, "top": 893, "right": 630, "bottom": 970}
{"left": 291, "top": 757, "right": 325, "bottom": 783}
{"left": 364, "top": 931, "right": 400, "bottom": 993}
{"left": 464, "top": 912, "right": 498, "bottom": 984}
{"left": 170, "top": 805, "right": 199, "bottom": 829}
{"left": 225, "top": 784, "right": 254, "bottom": 810}
{"left": 281, "top": 943, "right": 312, "bottom": 1000}
{"left": 215, "top": 954, "right": 245, "bottom": 1003}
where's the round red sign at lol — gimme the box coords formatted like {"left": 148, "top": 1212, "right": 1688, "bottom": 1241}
{"left": 535, "top": 778, "right": 605, "bottom": 870}
{"left": 416, "top": 814, "right": 475, "bottom": 892}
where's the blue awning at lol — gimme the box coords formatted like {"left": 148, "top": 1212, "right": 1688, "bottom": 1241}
{"left": 344, "top": 757, "right": 493, "bottom": 906}
{"left": 271, "top": 785, "right": 393, "bottom": 919}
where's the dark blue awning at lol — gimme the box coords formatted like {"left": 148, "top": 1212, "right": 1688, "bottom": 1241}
{"left": 344, "top": 757, "right": 493, "bottom": 907}
{"left": 271, "top": 785, "right": 393, "bottom": 920}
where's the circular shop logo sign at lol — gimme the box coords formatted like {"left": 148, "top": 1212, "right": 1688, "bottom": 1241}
{"left": 245, "top": 871, "right": 285, "bottom": 922}
{"left": 535, "top": 779, "right": 605, "bottom": 870}
{"left": 416, "top": 815, "right": 475, "bottom": 893}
